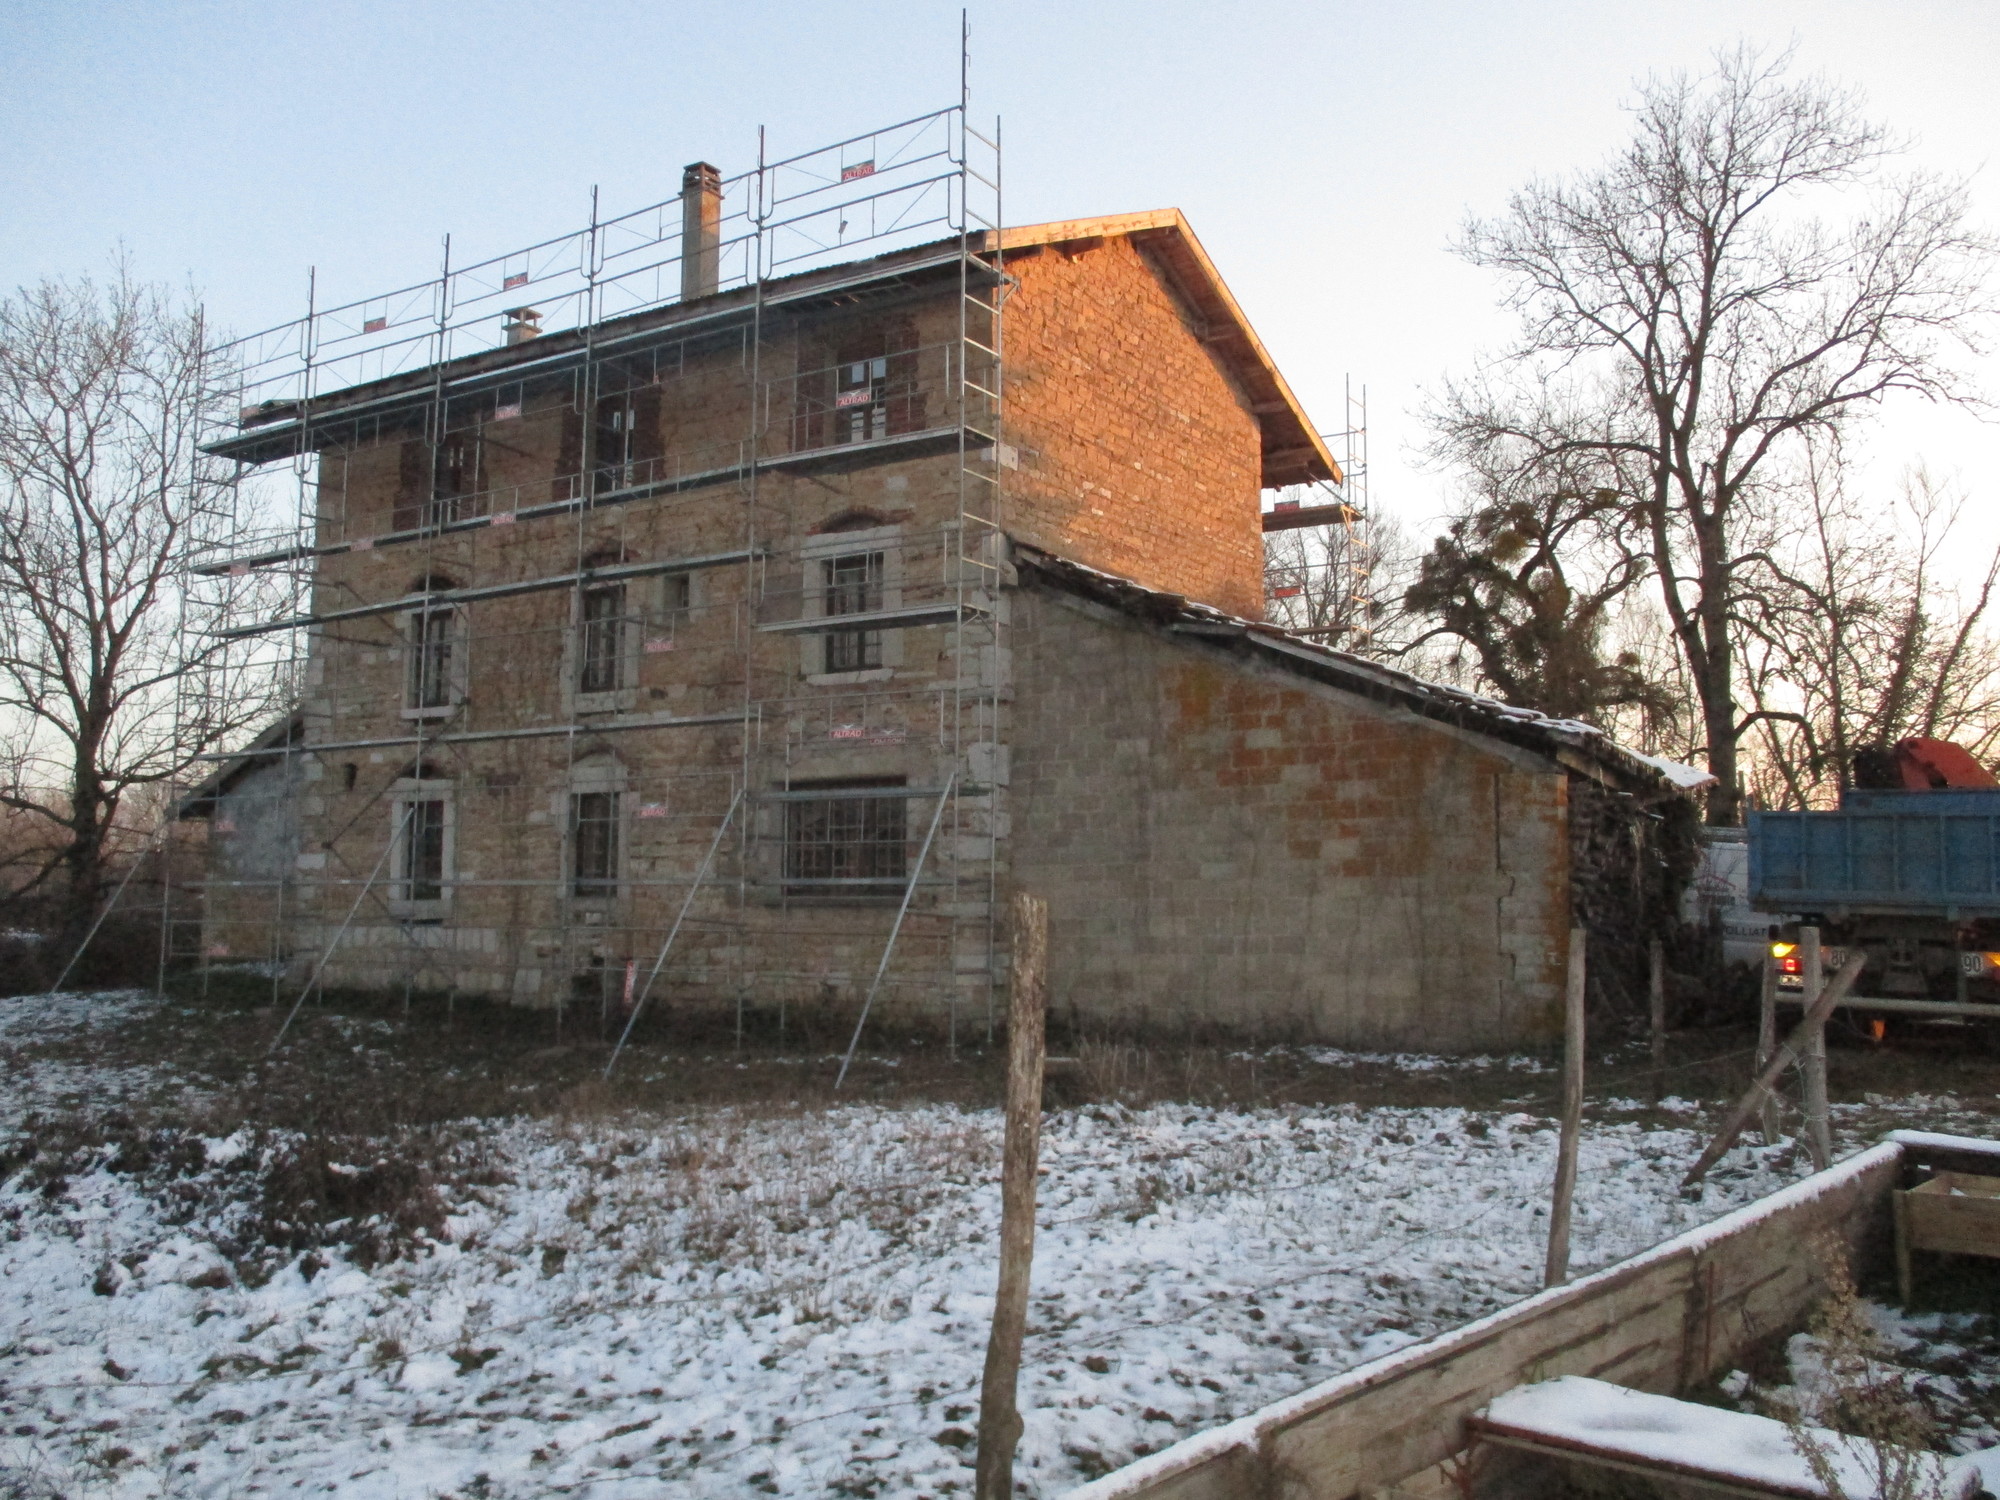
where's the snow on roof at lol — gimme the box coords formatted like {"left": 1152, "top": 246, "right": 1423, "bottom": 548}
{"left": 1480, "top": 1376, "right": 1981, "bottom": 1499}
{"left": 1629, "top": 751, "right": 1719, "bottom": 792}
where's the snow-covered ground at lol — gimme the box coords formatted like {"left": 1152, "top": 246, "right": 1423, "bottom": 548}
{"left": 1, "top": 991, "right": 1994, "bottom": 1498}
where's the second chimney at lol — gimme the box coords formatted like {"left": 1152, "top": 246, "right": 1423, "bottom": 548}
{"left": 681, "top": 161, "right": 722, "bottom": 302}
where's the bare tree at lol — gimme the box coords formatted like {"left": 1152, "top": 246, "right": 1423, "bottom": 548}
{"left": 1262, "top": 489, "right": 1424, "bottom": 657}
{"left": 1432, "top": 45, "right": 1994, "bottom": 821}
{"left": 0, "top": 267, "right": 277, "bottom": 960}
{"left": 1738, "top": 462, "right": 2000, "bottom": 809}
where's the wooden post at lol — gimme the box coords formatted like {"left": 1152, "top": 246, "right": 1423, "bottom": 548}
{"left": 1801, "top": 927, "right": 1832, "bottom": 1171}
{"left": 976, "top": 892, "right": 1048, "bottom": 1500}
{"left": 1544, "top": 927, "right": 1586, "bottom": 1289}
{"left": 1648, "top": 938, "right": 1666, "bottom": 1106}
{"left": 1757, "top": 949, "right": 1781, "bottom": 1146}
{"left": 1681, "top": 950, "right": 1867, "bottom": 1187}
{"left": 1894, "top": 1188, "right": 1914, "bottom": 1307}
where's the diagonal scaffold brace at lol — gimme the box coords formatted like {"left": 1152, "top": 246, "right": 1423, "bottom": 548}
{"left": 604, "top": 787, "right": 744, "bottom": 1079}
{"left": 836, "top": 773, "right": 957, "bottom": 1091}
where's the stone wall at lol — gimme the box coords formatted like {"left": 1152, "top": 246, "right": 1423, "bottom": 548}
{"left": 1009, "top": 584, "right": 1573, "bottom": 1051}
{"left": 204, "top": 230, "right": 1361, "bottom": 1024}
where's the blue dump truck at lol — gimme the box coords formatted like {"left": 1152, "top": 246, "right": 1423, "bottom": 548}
{"left": 1750, "top": 748, "right": 2000, "bottom": 1012}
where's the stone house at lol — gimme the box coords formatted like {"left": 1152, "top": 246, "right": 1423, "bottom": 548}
{"left": 188, "top": 185, "right": 1695, "bottom": 1050}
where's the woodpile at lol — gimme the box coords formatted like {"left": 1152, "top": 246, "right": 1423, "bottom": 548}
{"left": 1566, "top": 775, "right": 1701, "bottom": 1033}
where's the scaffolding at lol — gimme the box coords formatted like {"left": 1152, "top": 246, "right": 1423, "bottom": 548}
{"left": 168, "top": 83, "right": 1009, "bottom": 1049}
{"left": 1261, "top": 379, "right": 1374, "bottom": 645}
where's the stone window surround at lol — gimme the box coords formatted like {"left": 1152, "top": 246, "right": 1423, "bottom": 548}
{"left": 800, "top": 521, "right": 904, "bottom": 681}
{"left": 560, "top": 755, "right": 628, "bottom": 909}
{"left": 388, "top": 774, "right": 455, "bottom": 920}
{"left": 564, "top": 570, "right": 698, "bottom": 717}
{"left": 397, "top": 600, "right": 469, "bottom": 721}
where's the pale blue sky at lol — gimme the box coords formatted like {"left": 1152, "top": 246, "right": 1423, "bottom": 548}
{"left": 4, "top": 0, "right": 1996, "bottom": 533}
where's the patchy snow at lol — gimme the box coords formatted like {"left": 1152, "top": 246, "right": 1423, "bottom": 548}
{"left": 2, "top": 1091, "right": 1824, "bottom": 1498}
{"left": 1289, "top": 1045, "right": 1553, "bottom": 1074}
{"left": 2, "top": 995, "right": 1992, "bottom": 1498}
{"left": 0, "top": 990, "right": 205, "bottom": 1130}
{"left": 1483, "top": 1375, "right": 1978, "bottom": 1499}
{"left": 1724, "top": 1297, "right": 2000, "bottom": 1465}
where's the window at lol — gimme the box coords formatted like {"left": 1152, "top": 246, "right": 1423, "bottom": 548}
{"left": 835, "top": 356, "right": 889, "bottom": 445}
{"left": 593, "top": 393, "right": 636, "bottom": 495}
{"left": 784, "top": 779, "right": 907, "bottom": 895}
{"left": 578, "top": 583, "right": 627, "bottom": 694}
{"left": 389, "top": 769, "right": 453, "bottom": 916}
{"left": 429, "top": 433, "right": 481, "bottom": 526}
{"left": 406, "top": 606, "right": 458, "bottom": 713}
{"left": 571, "top": 790, "right": 620, "bottom": 899}
{"left": 823, "top": 550, "right": 885, "bottom": 672}
{"left": 402, "top": 797, "right": 448, "bottom": 902}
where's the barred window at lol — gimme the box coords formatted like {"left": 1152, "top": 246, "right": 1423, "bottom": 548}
{"left": 578, "top": 583, "right": 627, "bottom": 694}
{"left": 823, "top": 550, "right": 884, "bottom": 672}
{"left": 401, "top": 797, "right": 447, "bottom": 903}
{"left": 784, "top": 779, "right": 906, "bottom": 894}
{"left": 406, "top": 607, "right": 457, "bottom": 711}
{"left": 571, "top": 790, "right": 620, "bottom": 898}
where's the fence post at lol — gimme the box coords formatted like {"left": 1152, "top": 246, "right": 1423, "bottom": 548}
{"left": 1801, "top": 926, "right": 1832, "bottom": 1171}
{"left": 1544, "top": 927, "right": 1586, "bottom": 1289}
{"left": 1648, "top": 938, "right": 1666, "bottom": 1106}
{"left": 1757, "top": 948, "right": 1781, "bottom": 1145}
{"left": 975, "top": 892, "right": 1048, "bottom": 1500}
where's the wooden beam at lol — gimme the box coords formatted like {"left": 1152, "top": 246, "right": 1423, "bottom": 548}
{"left": 1262, "top": 503, "right": 1359, "bottom": 532}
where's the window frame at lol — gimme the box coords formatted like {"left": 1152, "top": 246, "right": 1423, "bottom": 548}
{"left": 592, "top": 392, "right": 638, "bottom": 496}
{"left": 834, "top": 355, "right": 890, "bottom": 445}
{"left": 428, "top": 431, "right": 483, "bottom": 527}
{"left": 399, "top": 602, "right": 466, "bottom": 720}
{"left": 569, "top": 788, "right": 622, "bottom": 901}
{"left": 801, "top": 522, "right": 904, "bottom": 680}
{"left": 563, "top": 758, "right": 628, "bottom": 907}
{"left": 577, "top": 581, "right": 629, "bottom": 695}
{"left": 388, "top": 775, "right": 455, "bottom": 919}
{"left": 566, "top": 576, "right": 644, "bottom": 715}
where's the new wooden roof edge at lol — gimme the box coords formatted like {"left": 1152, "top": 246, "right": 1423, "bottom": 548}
{"left": 985, "top": 211, "right": 1342, "bottom": 490}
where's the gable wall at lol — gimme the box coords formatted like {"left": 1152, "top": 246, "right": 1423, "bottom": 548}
{"left": 1003, "top": 238, "right": 1268, "bottom": 620}
{"left": 1009, "top": 585, "right": 1572, "bottom": 1050}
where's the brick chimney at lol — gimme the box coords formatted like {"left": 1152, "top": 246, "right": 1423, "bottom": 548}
{"left": 501, "top": 306, "right": 542, "bottom": 345}
{"left": 680, "top": 162, "right": 723, "bottom": 302}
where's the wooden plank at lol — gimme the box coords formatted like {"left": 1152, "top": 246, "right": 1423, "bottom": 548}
{"left": 1903, "top": 1177, "right": 2000, "bottom": 1259}
{"left": 1070, "top": 1143, "right": 1909, "bottom": 1500}
{"left": 1262, "top": 503, "right": 1359, "bottom": 533}
{"left": 1470, "top": 1427, "right": 1821, "bottom": 1500}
